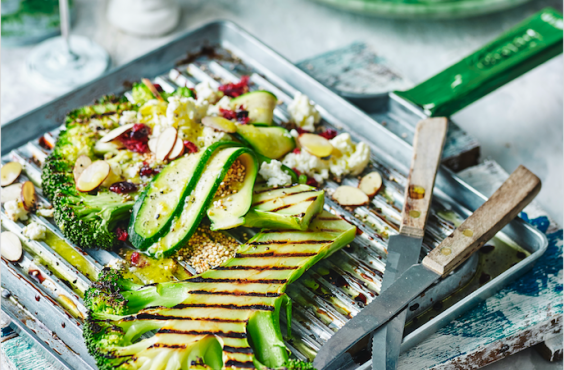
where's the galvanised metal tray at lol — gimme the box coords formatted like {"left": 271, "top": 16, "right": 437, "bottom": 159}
{"left": 0, "top": 18, "right": 550, "bottom": 369}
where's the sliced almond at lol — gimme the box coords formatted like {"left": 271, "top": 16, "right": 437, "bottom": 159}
{"left": 76, "top": 161, "right": 110, "bottom": 192}
{"left": 156, "top": 127, "right": 177, "bottom": 161}
{"left": 359, "top": 171, "right": 383, "bottom": 197}
{"left": 1, "top": 231, "right": 22, "bottom": 262}
{"left": 1, "top": 162, "right": 22, "bottom": 186}
{"left": 1, "top": 183, "right": 23, "bottom": 203}
{"left": 148, "top": 137, "right": 158, "bottom": 153}
{"left": 73, "top": 155, "right": 92, "bottom": 182}
{"left": 168, "top": 138, "right": 185, "bottom": 160}
{"left": 201, "top": 116, "right": 238, "bottom": 133}
{"left": 101, "top": 163, "right": 123, "bottom": 188}
{"left": 21, "top": 181, "right": 37, "bottom": 211}
{"left": 332, "top": 185, "right": 369, "bottom": 207}
{"left": 142, "top": 78, "right": 164, "bottom": 101}
{"left": 299, "top": 133, "right": 333, "bottom": 158}
{"left": 99, "top": 123, "right": 135, "bottom": 143}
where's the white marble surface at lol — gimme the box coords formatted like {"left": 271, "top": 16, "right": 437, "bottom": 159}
{"left": 1, "top": 1, "right": 562, "bottom": 368}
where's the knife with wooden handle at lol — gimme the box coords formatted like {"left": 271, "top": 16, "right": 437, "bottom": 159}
{"left": 371, "top": 117, "right": 447, "bottom": 370}
{"left": 314, "top": 165, "right": 541, "bottom": 370}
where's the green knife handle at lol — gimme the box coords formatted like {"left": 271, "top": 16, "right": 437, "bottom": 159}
{"left": 394, "top": 8, "right": 563, "bottom": 117}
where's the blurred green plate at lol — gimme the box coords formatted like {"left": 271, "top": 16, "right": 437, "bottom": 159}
{"left": 309, "top": 0, "right": 532, "bottom": 19}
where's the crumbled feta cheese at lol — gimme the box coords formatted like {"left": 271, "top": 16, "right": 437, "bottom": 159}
{"left": 123, "top": 161, "right": 143, "bottom": 180}
{"left": 282, "top": 133, "right": 370, "bottom": 183}
{"left": 107, "top": 258, "right": 126, "bottom": 271}
{"left": 88, "top": 118, "right": 104, "bottom": 132}
{"left": 329, "top": 133, "right": 370, "bottom": 178}
{"left": 288, "top": 92, "right": 321, "bottom": 132}
{"left": 290, "top": 129, "right": 299, "bottom": 138}
{"left": 22, "top": 222, "right": 47, "bottom": 240}
{"left": 4, "top": 200, "right": 29, "bottom": 222}
{"left": 207, "top": 96, "right": 232, "bottom": 116}
{"left": 166, "top": 96, "right": 209, "bottom": 128}
{"left": 36, "top": 208, "right": 55, "bottom": 218}
{"left": 282, "top": 150, "right": 329, "bottom": 184}
{"left": 119, "top": 110, "right": 138, "bottom": 125}
{"left": 195, "top": 81, "right": 221, "bottom": 104}
{"left": 259, "top": 160, "right": 292, "bottom": 187}
{"left": 199, "top": 126, "right": 229, "bottom": 147}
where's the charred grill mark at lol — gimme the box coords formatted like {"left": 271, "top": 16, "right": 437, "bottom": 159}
{"left": 223, "top": 346, "right": 253, "bottom": 354}
{"left": 267, "top": 195, "right": 318, "bottom": 212}
{"left": 225, "top": 360, "right": 255, "bottom": 368}
{"left": 123, "top": 313, "right": 246, "bottom": 323}
{"left": 158, "top": 329, "right": 246, "bottom": 338}
{"left": 215, "top": 265, "right": 297, "bottom": 271}
{"left": 174, "top": 303, "right": 274, "bottom": 311}
{"left": 187, "top": 277, "right": 286, "bottom": 284}
{"left": 253, "top": 184, "right": 297, "bottom": 194}
{"left": 269, "top": 203, "right": 293, "bottom": 212}
{"left": 248, "top": 239, "right": 332, "bottom": 246}
{"left": 252, "top": 190, "right": 317, "bottom": 206}
{"left": 188, "top": 290, "right": 282, "bottom": 297}
{"left": 148, "top": 343, "right": 186, "bottom": 349}
{"left": 316, "top": 217, "right": 342, "bottom": 221}
{"left": 235, "top": 252, "right": 317, "bottom": 258}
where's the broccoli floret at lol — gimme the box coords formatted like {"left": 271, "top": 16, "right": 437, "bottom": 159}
{"left": 282, "top": 359, "right": 316, "bottom": 370}
{"left": 42, "top": 98, "right": 136, "bottom": 250}
{"left": 54, "top": 190, "right": 134, "bottom": 250}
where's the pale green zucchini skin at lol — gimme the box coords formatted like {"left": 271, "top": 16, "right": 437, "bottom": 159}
{"left": 146, "top": 146, "right": 258, "bottom": 258}
{"left": 243, "top": 184, "right": 324, "bottom": 230}
{"left": 128, "top": 141, "right": 242, "bottom": 250}
{"left": 89, "top": 211, "right": 356, "bottom": 369}
{"left": 235, "top": 124, "right": 295, "bottom": 159}
{"left": 230, "top": 90, "right": 277, "bottom": 124}
{"left": 207, "top": 151, "right": 258, "bottom": 231}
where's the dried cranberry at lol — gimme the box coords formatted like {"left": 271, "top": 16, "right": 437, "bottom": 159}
{"left": 139, "top": 165, "right": 157, "bottom": 177}
{"left": 296, "top": 127, "right": 311, "bottom": 135}
{"left": 319, "top": 129, "right": 338, "bottom": 140}
{"left": 220, "top": 108, "right": 237, "bottom": 120}
{"left": 183, "top": 141, "right": 199, "bottom": 153}
{"left": 129, "top": 123, "right": 151, "bottom": 140}
{"left": 130, "top": 252, "right": 140, "bottom": 265}
{"left": 116, "top": 227, "right": 128, "bottom": 242}
{"left": 218, "top": 75, "right": 249, "bottom": 97}
{"left": 109, "top": 181, "right": 138, "bottom": 194}
{"left": 306, "top": 177, "right": 318, "bottom": 187}
{"left": 152, "top": 83, "right": 163, "bottom": 92}
{"left": 293, "top": 148, "right": 301, "bottom": 154}
{"left": 292, "top": 168, "right": 301, "bottom": 176}
{"left": 117, "top": 124, "right": 151, "bottom": 153}
{"left": 236, "top": 109, "right": 250, "bottom": 124}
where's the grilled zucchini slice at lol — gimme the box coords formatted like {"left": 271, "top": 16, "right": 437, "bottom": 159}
{"left": 146, "top": 146, "right": 258, "bottom": 258}
{"left": 243, "top": 184, "right": 324, "bottom": 230}
{"left": 230, "top": 90, "right": 277, "bottom": 124}
{"left": 129, "top": 141, "right": 241, "bottom": 250}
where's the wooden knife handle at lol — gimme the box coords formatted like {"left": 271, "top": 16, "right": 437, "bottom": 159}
{"left": 400, "top": 117, "right": 448, "bottom": 238}
{"left": 422, "top": 165, "right": 541, "bottom": 277}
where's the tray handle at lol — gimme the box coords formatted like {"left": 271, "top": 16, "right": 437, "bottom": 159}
{"left": 400, "top": 117, "right": 448, "bottom": 238}
{"left": 422, "top": 165, "right": 541, "bottom": 277}
{"left": 394, "top": 8, "right": 563, "bottom": 117}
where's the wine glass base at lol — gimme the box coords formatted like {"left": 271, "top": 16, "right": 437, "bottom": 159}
{"left": 25, "top": 35, "right": 110, "bottom": 94}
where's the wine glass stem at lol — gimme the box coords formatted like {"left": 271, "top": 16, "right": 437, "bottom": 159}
{"left": 59, "top": 0, "right": 79, "bottom": 61}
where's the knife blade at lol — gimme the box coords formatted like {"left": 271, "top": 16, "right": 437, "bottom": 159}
{"left": 314, "top": 165, "right": 541, "bottom": 370}
{"left": 371, "top": 117, "right": 448, "bottom": 370}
